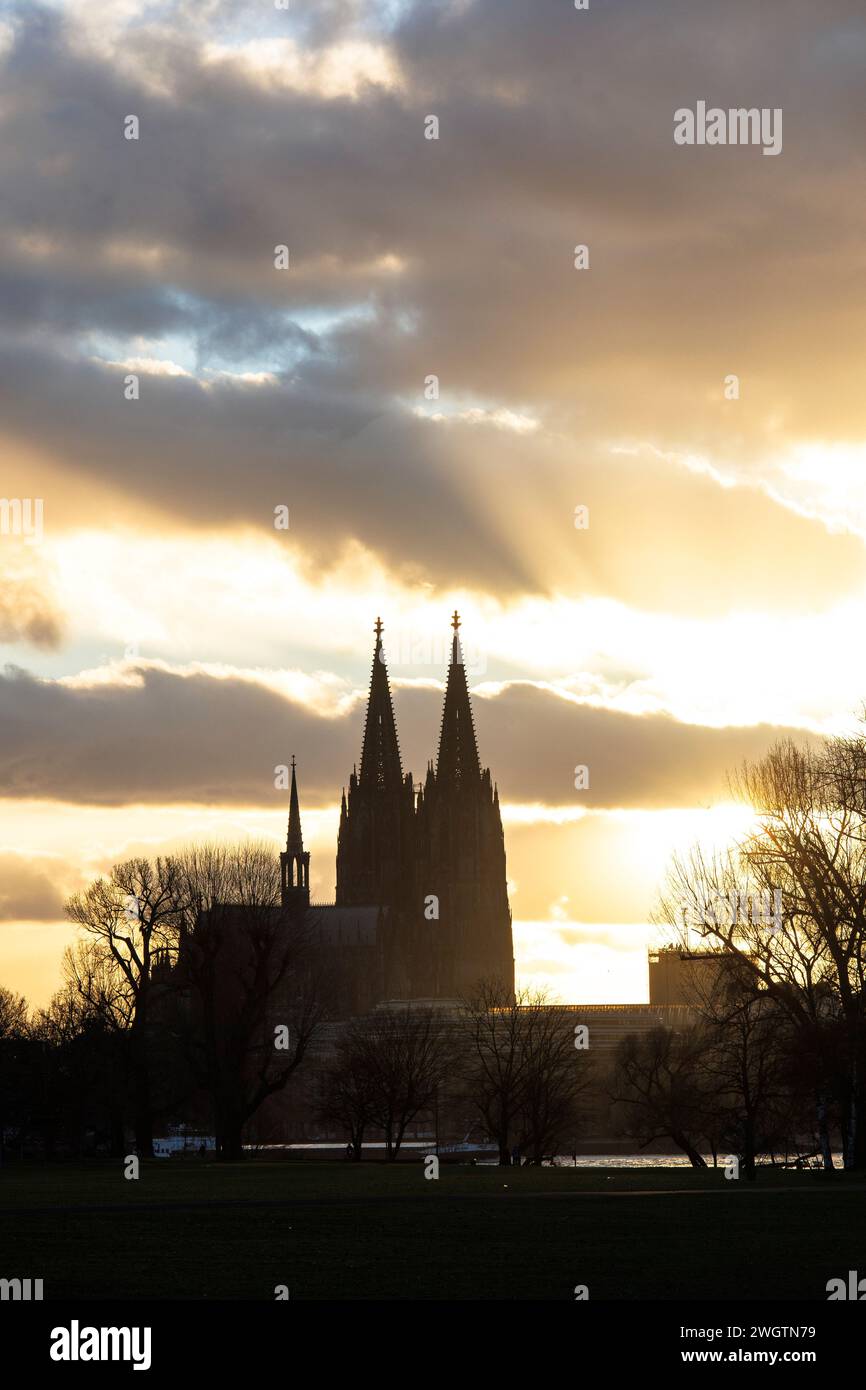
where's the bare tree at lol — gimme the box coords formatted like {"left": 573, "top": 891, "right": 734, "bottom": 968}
{"left": 656, "top": 735, "right": 866, "bottom": 1169}
{"left": 62, "top": 939, "right": 136, "bottom": 1032}
{"left": 0, "top": 985, "right": 28, "bottom": 1039}
{"left": 460, "top": 982, "right": 591, "bottom": 1165}
{"left": 29, "top": 977, "right": 129, "bottom": 1158}
{"left": 166, "top": 841, "right": 327, "bottom": 1161}
{"left": 611, "top": 1024, "right": 712, "bottom": 1168}
{"left": 695, "top": 962, "right": 801, "bottom": 1178}
{"left": 65, "top": 857, "right": 179, "bottom": 1155}
{"left": 515, "top": 1004, "right": 592, "bottom": 1165}
{"left": 316, "top": 1025, "right": 380, "bottom": 1161}
{"left": 0, "top": 984, "right": 27, "bottom": 1039}
{"left": 460, "top": 979, "right": 531, "bottom": 1165}
{"left": 0, "top": 986, "right": 30, "bottom": 1165}
{"left": 338, "top": 1005, "right": 459, "bottom": 1160}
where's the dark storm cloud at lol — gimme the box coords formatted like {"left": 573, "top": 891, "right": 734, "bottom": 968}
{"left": 0, "top": 853, "right": 66, "bottom": 920}
{"left": 2, "top": 0, "right": 866, "bottom": 603}
{"left": 2, "top": 336, "right": 864, "bottom": 612}
{"left": 0, "top": 662, "right": 821, "bottom": 809}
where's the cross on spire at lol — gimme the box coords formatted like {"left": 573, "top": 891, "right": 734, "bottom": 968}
{"left": 374, "top": 616, "right": 384, "bottom": 640}
{"left": 452, "top": 610, "right": 460, "bottom": 632}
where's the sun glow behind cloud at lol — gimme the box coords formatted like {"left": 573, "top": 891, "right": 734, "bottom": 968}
{"left": 0, "top": 790, "right": 758, "bottom": 1008}
{"left": 772, "top": 442, "right": 866, "bottom": 538}
{"left": 21, "top": 528, "right": 866, "bottom": 734}
{"left": 201, "top": 38, "right": 403, "bottom": 98}
{"left": 5, "top": 0, "right": 866, "bottom": 1019}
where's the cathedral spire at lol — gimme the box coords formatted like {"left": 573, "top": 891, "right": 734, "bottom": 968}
{"left": 436, "top": 611, "right": 481, "bottom": 788}
{"left": 281, "top": 757, "right": 310, "bottom": 909}
{"left": 359, "top": 617, "right": 403, "bottom": 793}
{"left": 286, "top": 755, "right": 304, "bottom": 853}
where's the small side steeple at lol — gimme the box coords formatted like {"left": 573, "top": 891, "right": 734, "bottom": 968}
{"left": 281, "top": 756, "right": 311, "bottom": 910}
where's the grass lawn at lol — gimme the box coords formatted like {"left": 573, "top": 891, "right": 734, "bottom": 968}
{"left": 1, "top": 1159, "right": 863, "bottom": 1300}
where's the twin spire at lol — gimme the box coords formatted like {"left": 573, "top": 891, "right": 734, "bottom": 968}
{"left": 358, "top": 615, "right": 404, "bottom": 793}
{"left": 287, "top": 614, "right": 483, "bottom": 849}
{"left": 437, "top": 611, "right": 481, "bottom": 788}
{"left": 358, "top": 612, "right": 480, "bottom": 793}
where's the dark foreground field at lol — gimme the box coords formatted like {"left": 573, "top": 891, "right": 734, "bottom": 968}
{"left": 2, "top": 1160, "right": 864, "bottom": 1300}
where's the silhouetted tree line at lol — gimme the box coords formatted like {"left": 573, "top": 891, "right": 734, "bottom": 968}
{"left": 611, "top": 973, "right": 817, "bottom": 1176}
{"left": 615, "top": 731, "right": 866, "bottom": 1174}
{"left": 0, "top": 977, "right": 132, "bottom": 1163}
{"left": 5, "top": 729, "right": 866, "bottom": 1170}
{"left": 314, "top": 981, "right": 591, "bottom": 1164}
{"left": 0, "top": 843, "right": 327, "bottom": 1162}
{"left": 0, "top": 839, "right": 590, "bottom": 1165}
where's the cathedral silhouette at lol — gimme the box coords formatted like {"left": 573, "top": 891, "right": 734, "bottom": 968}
{"left": 281, "top": 614, "right": 515, "bottom": 1012}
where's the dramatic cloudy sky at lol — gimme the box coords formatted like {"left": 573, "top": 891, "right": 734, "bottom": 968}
{"left": 3, "top": 0, "right": 866, "bottom": 1005}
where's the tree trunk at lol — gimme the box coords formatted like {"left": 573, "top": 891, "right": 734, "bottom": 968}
{"left": 130, "top": 1021, "right": 154, "bottom": 1158}
{"left": 852, "top": 1098, "right": 866, "bottom": 1169}
{"left": 215, "top": 1106, "right": 245, "bottom": 1161}
{"left": 110, "top": 1112, "right": 125, "bottom": 1160}
{"left": 392, "top": 1122, "right": 406, "bottom": 1160}
{"left": 846, "top": 1062, "right": 866, "bottom": 1169}
{"left": 351, "top": 1126, "right": 364, "bottom": 1161}
{"left": 743, "top": 1119, "right": 757, "bottom": 1181}
{"left": 133, "top": 1093, "right": 154, "bottom": 1158}
{"left": 817, "top": 1094, "right": 834, "bottom": 1171}
{"left": 672, "top": 1131, "right": 707, "bottom": 1168}
{"left": 216, "top": 1130, "right": 245, "bottom": 1161}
